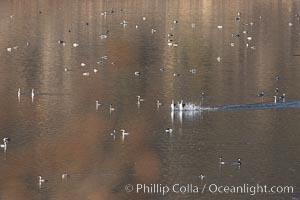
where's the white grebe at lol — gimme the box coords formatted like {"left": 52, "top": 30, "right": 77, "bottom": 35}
{"left": 38, "top": 176, "right": 47, "bottom": 188}
{"left": 62, "top": 173, "right": 70, "bottom": 179}
{"left": 0, "top": 138, "right": 10, "bottom": 152}
{"left": 96, "top": 101, "right": 101, "bottom": 110}
{"left": 178, "top": 100, "right": 185, "bottom": 111}
{"left": 120, "top": 129, "right": 129, "bottom": 142}
{"left": 165, "top": 128, "right": 173, "bottom": 133}
{"left": 134, "top": 71, "right": 140, "bottom": 76}
{"left": 258, "top": 91, "right": 265, "bottom": 97}
{"left": 137, "top": 96, "right": 144, "bottom": 104}
{"left": 18, "top": 88, "right": 21, "bottom": 98}
{"left": 273, "top": 96, "right": 277, "bottom": 104}
{"left": 31, "top": 89, "right": 35, "bottom": 102}
{"left": 156, "top": 100, "right": 162, "bottom": 107}
{"left": 109, "top": 104, "right": 115, "bottom": 112}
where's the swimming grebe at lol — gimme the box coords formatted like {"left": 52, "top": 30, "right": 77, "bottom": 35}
{"left": 189, "top": 69, "right": 196, "bottom": 74}
{"left": 156, "top": 100, "right": 162, "bottom": 107}
{"left": 178, "top": 100, "right": 185, "bottom": 111}
{"left": 279, "top": 93, "right": 286, "bottom": 100}
{"left": 199, "top": 174, "right": 206, "bottom": 181}
{"left": 273, "top": 96, "right": 277, "bottom": 104}
{"left": 0, "top": 138, "right": 10, "bottom": 152}
{"left": 100, "top": 35, "right": 108, "bottom": 39}
{"left": 201, "top": 92, "right": 205, "bottom": 100}
{"left": 110, "top": 130, "right": 117, "bottom": 141}
{"left": 279, "top": 93, "right": 286, "bottom": 102}
{"left": 31, "top": 89, "right": 35, "bottom": 98}
{"left": 120, "top": 129, "right": 129, "bottom": 136}
{"left": 258, "top": 91, "right": 265, "bottom": 97}
{"left": 18, "top": 88, "right": 21, "bottom": 98}
{"left": 165, "top": 128, "right": 173, "bottom": 133}
{"left": 120, "top": 129, "right": 129, "bottom": 142}
{"left": 137, "top": 96, "right": 144, "bottom": 104}
{"left": 120, "top": 20, "right": 128, "bottom": 26}
{"left": 134, "top": 71, "right": 140, "bottom": 76}
{"left": 219, "top": 156, "right": 225, "bottom": 165}
{"left": 96, "top": 101, "right": 101, "bottom": 110}
{"left": 171, "top": 100, "right": 175, "bottom": 111}
{"left": 109, "top": 104, "right": 115, "bottom": 112}
{"left": 237, "top": 158, "right": 242, "bottom": 166}
{"left": 38, "top": 176, "right": 47, "bottom": 188}
{"left": 62, "top": 173, "right": 70, "bottom": 179}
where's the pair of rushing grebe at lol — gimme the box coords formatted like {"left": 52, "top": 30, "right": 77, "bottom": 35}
{"left": 171, "top": 100, "right": 185, "bottom": 111}
{"left": 274, "top": 93, "right": 286, "bottom": 104}
{"left": 38, "top": 173, "right": 70, "bottom": 187}
{"left": 110, "top": 129, "right": 129, "bottom": 141}
{"left": 95, "top": 101, "right": 115, "bottom": 112}
{"left": 219, "top": 156, "right": 241, "bottom": 166}
{"left": 17, "top": 88, "right": 35, "bottom": 99}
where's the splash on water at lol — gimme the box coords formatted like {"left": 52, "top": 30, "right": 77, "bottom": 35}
{"left": 171, "top": 100, "right": 300, "bottom": 112}
{"left": 170, "top": 100, "right": 215, "bottom": 112}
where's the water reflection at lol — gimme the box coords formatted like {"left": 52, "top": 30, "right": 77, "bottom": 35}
{"left": 0, "top": 0, "right": 299, "bottom": 199}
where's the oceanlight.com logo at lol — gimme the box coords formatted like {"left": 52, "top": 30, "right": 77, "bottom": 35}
{"left": 124, "top": 183, "right": 295, "bottom": 196}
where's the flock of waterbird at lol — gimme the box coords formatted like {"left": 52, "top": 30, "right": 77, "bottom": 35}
{"left": 4, "top": 5, "right": 297, "bottom": 189}
{"left": 1, "top": 133, "right": 69, "bottom": 188}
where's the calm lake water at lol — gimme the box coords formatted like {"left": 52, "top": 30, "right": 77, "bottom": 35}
{"left": 0, "top": 0, "right": 299, "bottom": 199}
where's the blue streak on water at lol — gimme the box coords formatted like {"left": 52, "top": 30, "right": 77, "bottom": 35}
{"left": 213, "top": 101, "right": 300, "bottom": 111}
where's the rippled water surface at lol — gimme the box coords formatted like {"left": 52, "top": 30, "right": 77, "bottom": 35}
{"left": 0, "top": 0, "right": 300, "bottom": 199}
